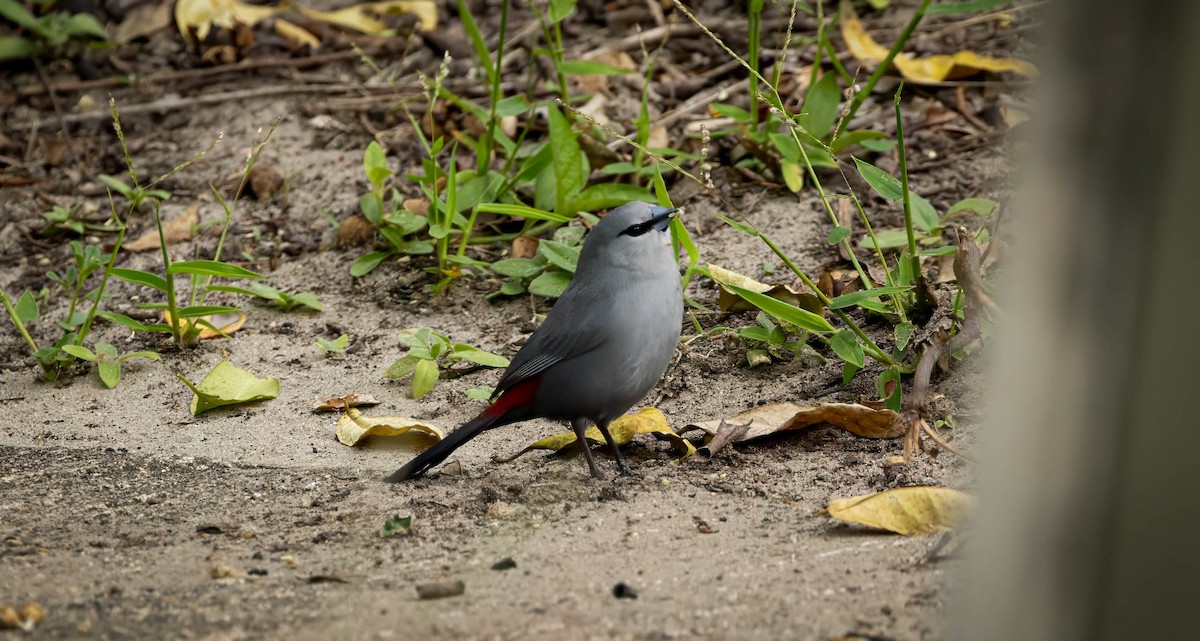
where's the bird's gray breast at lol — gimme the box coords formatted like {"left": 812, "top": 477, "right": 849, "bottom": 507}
{"left": 534, "top": 255, "right": 682, "bottom": 422}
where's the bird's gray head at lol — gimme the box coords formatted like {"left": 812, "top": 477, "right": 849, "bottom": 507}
{"left": 576, "top": 202, "right": 679, "bottom": 275}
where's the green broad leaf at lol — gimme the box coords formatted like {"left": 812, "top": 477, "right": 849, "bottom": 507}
{"left": 829, "top": 129, "right": 889, "bottom": 153}
{"left": 528, "top": 270, "right": 572, "bottom": 298}
{"left": 14, "top": 289, "right": 38, "bottom": 324}
{"left": 827, "top": 225, "right": 852, "bottom": 245}
{"left": 61, "top": 345, "right": 96, "bottom": 361}
{"left": 316, "top": 334, "right": 349, "bottom": 354}
{"left": 97, "top": 174, "right": 133, "bottom": 197}
{"left": 0, "top": 36, "right": 37, "bottom": 62}
{"left": 710, "top": 103, "right": 752, "bottom": 123}
{"left": 829, "top": 330, "right": 865, "bottom": 368}
{"left": 548, "top": 104, "right": 585, "bottom": 216}
{"left": 168, "top": 260, "right": 262, "bottom": 279}
{"left": 98, "top": 360, "right": 121, "bottom": 388}
{"left": 538, "top": 240, "right": 579, "bottom": 274}
{"left": 570, "top": 184, "right": 654, "bottom": 212}
{"left": 93, "top": 342, "right": 118, "bottom": 361}
{"left": 853, "top": 157, "right": 903, "bottom": 201}
{"left": 205, "top": 284, "right": 261, "bottom": 298}
{"left": 410, "top": 359, "right": 439, "bottom": 399}
{"left": 180, "top": 359, "right": 280, "bottom": 416}
{"left": 175, "top": 305, "right": 240, "bottom": 318}
{"left": 360, "top": 192, "right": 382, "bottom": 223}
{"left": 723, "top": 283, "right": 834, "bottom": 333}
{"left": 466, "top": 386, "right": 494, "bottom": 400}
{"left": 842, "top": 360, "right": 861, "bottom": 385}
{"left": 497, "top": 280, "right": 527, "bottom": 297}
{"left": 946, "top": 197, "right": 998, "bottom": 218}
{"left": 379, "top": 514, "right": 413, "bottom": 538}
{"left": 286, "top": 292, "right": 323, "bottom": 312}
{"left": 363, "top": 141, "right": 392, "bottom": 188}
{"left": 917, "top": 245, "right": 958, "bottom": 257}
{"left": 491, "top": 258, "right": 542, "bottom": 279}
{"left": 385, "top": 354, "right": 423, "bottom": 379}
{"left": 548, "top": 0, "right": 576, "bottom": 22}
{"left": 495, "top": 95, "right": 531, "bottom": 117}
{"left": 97, "top": 311, "right": 151, "bottom": 332}
{"left": 859, "top": 138, "right": 898, "bottom": 152}
{"left": 894, "top": 322, "right": 915, "bottom": 351}
{"left": 449, "top": 345, "right": 510, "bottom": 368}
{"left": 559, "top": 60, "right": 634, "bottom": 75}
{"left": 737, "top": 326, "right": 774, "bottom": 343}
{"left": 64, "top": 13, "right": 108, "bottom": 40}
{"left": 109, "top": 268, "right": 168, "bottom": 292}
{"left": 828, "top": 286, "right": 913, "bottom": 310}
{"left": 780, "top": 160, "right": 804, "bottom": 192}
{"left": 859, "top": 229, "right": 909, "bottom": 250}
{"left": 797, "top": 72, "right": 841, "bottom": 140}
{"left": 601, "top": 162, "right": 639, "bottom": 175}
{"left": 911, "top": 193, "right": 939, "bottom": 233}
{"left": 866, "top": 0, "right": 891, "bottom": 8}
{"left": 477, "top": 202, "right": 572, "bottom": 223}
{"left": 350, "top": 251, "right": 391, "bottom": 277}
{"left": 248, "top": 283, "right": 284, "bottom": 300}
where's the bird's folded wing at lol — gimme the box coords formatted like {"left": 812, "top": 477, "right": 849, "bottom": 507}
{"left": 492, "top": 286, "right": 610, "bottom": 395}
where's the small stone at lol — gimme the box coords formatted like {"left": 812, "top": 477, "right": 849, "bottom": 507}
{"left": 612, "top": 582, "right": 638, "bottom": 599}
{"left": 491, "top": 557, "right": 517, "bottom": 571}
{"left": 416, "top": 580, "right": 464, "bottom": 600}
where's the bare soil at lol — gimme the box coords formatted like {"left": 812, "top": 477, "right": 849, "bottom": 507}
{"left": 0, "top": 1, "right": 1021, "bottom": 638}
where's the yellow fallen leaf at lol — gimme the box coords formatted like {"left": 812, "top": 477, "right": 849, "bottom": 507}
{"left": 125, "top": 204, "right": 199, "bottom": 251}
{"left": 823, "top": 486, "right": 972, "bottom": 535}
{"left": 683, "top": 401, "right": 904, "bottom": 440}
{"left": 178, "top": 359, "right": 279, "bottom": 416}
{"left": 312, "top": 393, "right": 382, "bottom": 412}
{"left": 175, "top": 0, "right": 277, "bottom": 42}
{"left": 274, "top": 18, "right": 320, "bottom": 50}
{"left": 840, "top": 1, "right": 1036, "bottom": 83}
{"left": 707, "top": 264, "right": 824, "bottom": 315}
{"left": 335, "top": 407, "right": 444, "bottom": 446}
{"left": 163, "top": 310, "right": 246, "bottom": 340}
{"left": 495, "top": 407, "right": 694, "bottom": 462}
{"left": 296, "top": 1, "right": 438, "bottom": 35}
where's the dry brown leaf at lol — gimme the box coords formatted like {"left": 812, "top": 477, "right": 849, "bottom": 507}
{"left": 495, "top": 407, "right": 694, "bottom": 463}
{"left": 175, "top": 0, "right": 276, "bottom": 42}
{"left": 274, "top": 18, "right": 319, "bottom": 50}
{"left": 683, "top": 402, "right": 905, "bottom": 441}
{"left": 841, "top": 1, "right": 1036, "bottom": 83}
{"left": 335, "top": 408, "right": 444, "bottom": 447}
{"left": 163, "top": 310, "right": 246, "bottom": 340}
{"left": 296, "top": 1, "right": 437, "bottom": 35}
{"left": 311, "top": 393, "right": 382, "bottom": 412}
{"left": 0, "top": 602, "right": 44, "bottom": 631}
{"left": 823, "top": 486, "right": 972, "bottom": 535}
{"left": 115, "top": 0, "right": 173, "bottom": 43}
{"left": 125, "top": 205, "right": 199, "bottom": 251}
{"left": 707, "top": 264, "right": 824, "bottom": 315}
{"left": 511, "top": 236, "right": 538, "bottom": 259}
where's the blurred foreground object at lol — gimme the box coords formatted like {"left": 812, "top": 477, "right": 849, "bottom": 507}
{"left": 962, "top": 2, "right": 1200, "bottom": 640}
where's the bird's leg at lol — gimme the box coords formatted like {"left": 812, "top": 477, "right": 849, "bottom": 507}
{"left": 571, "top": 417, "right": 605, "bottom": 480}
{"left": 596, "top": 420, "right": 630, "bottom": 474}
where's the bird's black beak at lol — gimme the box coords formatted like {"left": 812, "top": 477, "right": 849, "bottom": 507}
{"left": 648, "top": 206, "right": 679, "bottom": 232}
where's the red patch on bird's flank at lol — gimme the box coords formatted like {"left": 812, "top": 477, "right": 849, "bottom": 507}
{"left": 483, "top": 378, "right": 540, "bottom": 418}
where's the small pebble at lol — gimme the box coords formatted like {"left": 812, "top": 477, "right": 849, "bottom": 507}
{"left": 417, "top": 580, "right": 465, "bottom": 600}
{"left": 612, "top": 582, "right": 638, "bottom": 599}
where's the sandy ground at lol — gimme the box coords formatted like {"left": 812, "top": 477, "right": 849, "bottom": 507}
{"left": 0, "top": 4, "right": 1016, "bottom": 636}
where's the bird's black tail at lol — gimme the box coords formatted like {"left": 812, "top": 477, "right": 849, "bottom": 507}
{"left": 383, "top": 413, "right": 503, "bottom": 482}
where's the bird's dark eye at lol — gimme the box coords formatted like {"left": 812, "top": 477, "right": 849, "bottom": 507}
{"left": 620, "top": 222, "right": 652, "bottom": 237}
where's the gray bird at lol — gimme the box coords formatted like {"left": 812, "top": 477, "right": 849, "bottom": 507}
{"left": 385, "top": 202, "right": 683, "bottom": 481}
